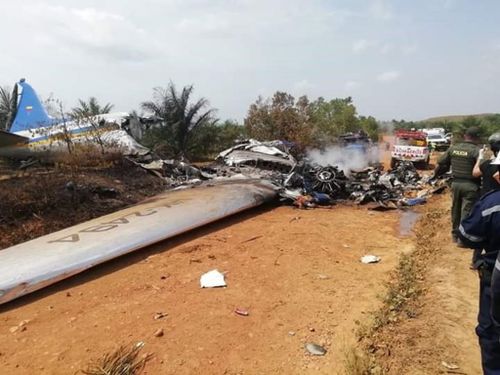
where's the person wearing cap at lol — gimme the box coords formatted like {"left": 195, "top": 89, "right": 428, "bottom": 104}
{"left": 473, "top": 132, "right": 500, "bottom": 196}
{"left": 433, "top": 127, "right": 481, "bottom": 245}
{"left": 458, "top": 153, "right": 500, "bottom": 374}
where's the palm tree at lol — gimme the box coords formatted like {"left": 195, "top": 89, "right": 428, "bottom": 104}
{"left": 141, "top": 82, "right": 216, "bottom": 158}
{"left": 0, "top": 86, "right": 14, "bottom": 130}
{"left": 71, "top": 97, "right": 114, "bottom": 118}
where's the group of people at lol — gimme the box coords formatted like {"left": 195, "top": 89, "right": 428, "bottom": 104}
{"left": 434, "top": 128, "right": 500, "bottom": 374}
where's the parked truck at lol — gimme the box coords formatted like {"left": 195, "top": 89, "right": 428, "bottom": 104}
{"left": 422, "top": 128, "right": 450, "bottom": 151}
{"left": 391, "top": 130, "right": 430, "bottom": 169}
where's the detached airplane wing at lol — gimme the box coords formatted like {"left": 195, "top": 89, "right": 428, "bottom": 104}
{"left": 0, "top": 180, "right": 277, "bottom": 305}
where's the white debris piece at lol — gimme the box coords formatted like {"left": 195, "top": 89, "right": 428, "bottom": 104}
{"left": 100, "top": 129, "right": 150, "bottom": 156}
{"left": 216, "top": 139, "right": 296, "bottom": 169}
{"left": 305, "top": 343, "right": 327, "bottom": 356}
{"left": 200, "top": 269, "right": 227, "bottom": 288}
{"left": 441, "top": 361, "right": 459, "bottom": 370}
{"left": 361, "top": 255, "right": 381, "bottom": 264}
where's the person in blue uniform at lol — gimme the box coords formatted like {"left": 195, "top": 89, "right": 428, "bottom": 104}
{"left": 459, "top": 152, "right": 500, "bottom": 375}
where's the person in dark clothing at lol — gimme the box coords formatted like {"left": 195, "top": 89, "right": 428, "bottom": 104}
{"left": 474, "top": 132, "right": 500, "bottom": 196}
{"left": 459, "top": 159, "right": 500, "bottom": 374}
{"left": 433, "top": 127, "right": 481, "bottom": 244}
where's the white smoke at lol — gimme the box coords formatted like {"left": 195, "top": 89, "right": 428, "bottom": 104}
{"left": 307, "top": 145, "right": 380, "bottom": 174}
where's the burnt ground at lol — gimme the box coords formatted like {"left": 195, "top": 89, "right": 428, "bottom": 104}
{"left": 0, "top": 159, "right": 166, "bottom": 250}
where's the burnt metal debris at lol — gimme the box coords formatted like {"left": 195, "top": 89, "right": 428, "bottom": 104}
{"left": 137, "top": 139, "right": 449, "bottom": 209}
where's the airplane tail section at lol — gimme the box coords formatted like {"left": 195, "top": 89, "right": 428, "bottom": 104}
{"left": 9, "top": 79, "right": 53, "bottom": 133}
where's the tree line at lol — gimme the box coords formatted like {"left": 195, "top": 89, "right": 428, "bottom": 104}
{"left": 0, "top": 82, "right": 379, "bottom": 160}
{"left": 137, "top": 85, "right": 380, "bottom": 160}
{"left": 391, "top": 115, "right": 500, "bottom": 141}
{"left": 4, "top": 80, "right": 497, "bottom": 161}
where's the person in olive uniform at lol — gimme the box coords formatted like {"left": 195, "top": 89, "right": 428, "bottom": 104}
{"left": 433, "top": 127, "right": 481, "bottom": 244}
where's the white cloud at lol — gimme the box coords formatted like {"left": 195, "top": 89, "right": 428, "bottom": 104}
{"left": 174, "top": 13, "right": 232, "bottom": 36}
{"left": 379, "top": 43, "right": 393, "bottom": 54}
{"left": 376, "top": 71, "right": 401, "bottom": 82}
{"left": 345, "top": 81, "right": 361, "bottom": 90}
{"left": 370, "top": 0, "right": 393, "bottom": 20}
{"left": 0, "top": 0, "right": 497, "bottom": 123}
{"left": 292, "top": 79, "right": 316, "bottom": 93}
{"left": 443, "top": 0, "right": 456, "bottom": 10}
{"left": 354, "top": 40, "right": 412, "bottom": 56}
{"left": 169, "top": 0, "right": 351, "bottom": 41}
{"left": 352, "top": 39, "right": 369, "bottom": 53}
{"left": 401, "top": 44, "right": 418, "bottom": 55}
{"left": 492, "top": 42, "right": 500, "bottom": 51}
{"left": 18, "top": 4, "right": 159, "bottom": 62}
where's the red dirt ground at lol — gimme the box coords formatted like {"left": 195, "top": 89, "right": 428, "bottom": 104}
{"left": 0, "top": 202, "right": 410, "bottom": 374}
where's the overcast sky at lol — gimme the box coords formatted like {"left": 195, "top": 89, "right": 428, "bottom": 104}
{"left": 0, "top": 0, "right": 499, "bottom": 122}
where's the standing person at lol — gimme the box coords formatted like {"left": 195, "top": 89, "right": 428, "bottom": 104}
{"left": 459, "top": 153, "right": 500, "bottom": 374}
{"left": 428, "top": 140, "right": 436, "bottom": 155}
{"left": 433, "top": 127, "right": 481, "bottom": 245}
{"left": 473, "top": 132, "right": 500, "bottom": 196}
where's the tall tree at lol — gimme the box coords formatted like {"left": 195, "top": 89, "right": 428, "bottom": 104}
{"left": 141, "top": 83, "right": 216, "bottom": 158}
{"left": 244, "top": 92, "right": 380, "bottom": 149}
{"left": 189, "top": 120, "right": 245, "bottom": 160}
{"left": 309, "top": 97, "right": 358, "bottom": 143}
{"left": 358, "top": 116, "right": 380, "bottom": 141}
{"left": 244, "top": 92, "right": 312, "bottom": 150}
{"left": 71, "top": 97, "right": 114, "bottom": 118}
{"left": 0, "top": 86, "right": 13, "bottom": 130}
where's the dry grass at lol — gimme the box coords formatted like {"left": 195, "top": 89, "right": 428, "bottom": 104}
{"left": 371, "top": 253, "right": 420, "bottom": 331}
{"left": 353, "top": 251, "right": 421, "bottom": 343}
{"left": 343, "top": 252, "right": 421, "bottom": 375}
{"left": 343, "top": 346, "right": 373, "bottom": 375}
{"left": 51, "top": 145, "right": 124, "bottom": 169}
{"left": 81, "top": 343, "right": 152, "bottom": 375}
{"left": 347, "top": 207, "right": 446, "bottom": 374}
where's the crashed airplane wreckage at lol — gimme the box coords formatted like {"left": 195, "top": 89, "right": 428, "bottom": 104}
{"left": 0, "top": 79, "right": 151, "bottom": 158}
{"left": 0, "top": 138, "right": 447, "bottom": 305}
{"left": 140, "top": 139, "right": 448, "bottom": 209}
{"left": 0, "top": 83, "right": 447, "bottom": 305}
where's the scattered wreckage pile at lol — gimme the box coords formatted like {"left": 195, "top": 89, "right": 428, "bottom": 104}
{"left": 138, "top": 139, "right": 448, "bottom": 210}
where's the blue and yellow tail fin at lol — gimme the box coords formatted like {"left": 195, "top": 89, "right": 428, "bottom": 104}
{"left": 9, "top": 79, "right": 54, "bottom": 133}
